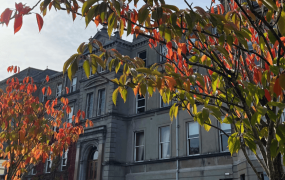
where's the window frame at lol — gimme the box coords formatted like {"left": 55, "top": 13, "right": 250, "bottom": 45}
{"left": 97, "top": 88, "right": 106, "bottom": 116}
{"left": 67, "top": 106, "right": 74, "bottom": 123}
{"left": 187, "top": 121, "right": 200, "bottom": 156}
{"left": 137, "top": 50, "right": 147, "bottom": 65}
{"left": 219, "top": 122, "right": 231, "bottom": 152}
{"left": 159, "top": 126, "right": 171, "bottom": 159}
{"left": 45, "top": 155, "right": 52, "bottom": 173}
{"left": 86, "top": 93, "right": 94, "bottom": 119}
{"left": 159, "top": 44, "right": 167, "bottom": 62}
{"left": 70, "top": 77, "right": 77, "bottom": 92}
{"left": 134, "top": 131, "right": 145, "bottom": 162}
{"left": 136, "top": 94, "right": 146, "bottom": 114}
{"left": 61, "top": 149, "right": 68, "bottom": 171}
{"left": 56, "top": 83, "right": 62, "bottom": 97}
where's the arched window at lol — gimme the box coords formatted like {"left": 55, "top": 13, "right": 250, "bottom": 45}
{"left": 87, "top": 146, "right": 98, "bottom": 180}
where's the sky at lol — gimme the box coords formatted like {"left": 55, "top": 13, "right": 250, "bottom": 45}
{"left": 0, "top": 0, "right": 211, "bottom": 80}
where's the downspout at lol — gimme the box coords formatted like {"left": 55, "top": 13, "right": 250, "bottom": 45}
{"left": 176, "top": 111, "right": 179, "bottom": 180}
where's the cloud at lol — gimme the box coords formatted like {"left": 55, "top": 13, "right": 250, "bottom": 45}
{"left": 0, "top": 0, "right": 210, "bottom": 80}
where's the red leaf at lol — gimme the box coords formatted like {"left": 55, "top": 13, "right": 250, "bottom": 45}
{"left": 15, "top": 3, "right": 23, "bottom": 13}
{"left": 14, "top": 66, "right": 17, "bottom": 73}
{"left": 220, "top": 4, "right": 225, "bottom": 14}
{"left": 42, "top": 87, "right": 46, "bottom": 95}
{"left": 77, "top": 110, "right": 81, "bottom": 118}
{"left": 212, "top": 0, "right": 215, "bottom": 2}
{"left": 264, "top": 89, "right": 271, "bottom": 102}
{"left": 14, "top": 14, "right": 23, "bottom": 34}
{"left": 46, "top": 75, "right": 49, "bottom": 82}
{"left": 66, "top": 87, "right": 69, "bottom": 94}
{"left": 47, "top": 86, "right": 52, "bottom": 96}
{"left": 274, "top": 78, "right": 282, "bottom": 97}
{"left": 36, "top": 13, "right": 44, "bottom": 32}
{"left": 1, "top": 8, "right": 13, "bottom": 26}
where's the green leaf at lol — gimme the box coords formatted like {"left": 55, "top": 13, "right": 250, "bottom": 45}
{"left": 85, "top": 5, "right": 97, "bottom": 27}
{"left": 82, "top": 0, "right": 99, "bottom": 15}
{"left": 63, "top": 54, "right": 79, "bottom": 75}
{"left": 218, "top": 34, "right": 225, "bottom": 46}
{"left": 259, "top": 36, "right": 265, "bottom": 52}
{"left": 112, "top": 88, "right": 119, "bottom": 106}
{"left": 88, "top": 43, "right": 93, "bottom": 53}
{"left": 67, "top": 61, "right": 78, "bottom": 80}
{"left": 223, "top": 116, "right": 233, "bottom": 124}
{"left": 77, "top": 42, "right": 85, "bottom": 54}
{"left": 83, "top": 60, "right": 90, "bottom": 78}
{"left": 120, "top": 19, "right": 124, "bottom": 38}
{"left": 226, "top": 35, "right": 233, "bottom": 46}
{"left": 136, "top": 67, "right": 152, "bottom": 74}
{"left": 261, "top": 0, "right": 278, "bottom": 11}
{"left": 121, "top": 88, "right": 127, "bottom": 103}
{"left": 270, "top": 139, "right": 278, "bottom": 158}
{"left": 165, "top": 28, "right": 171, "bottom": 42}
{"left": 228, "top": 132, "right": 240, "bottom": 155}
{"left": 244, "top": 134, "right": 257, "bottom": 154}
{"left": 161, "top": 4, "right": 179, "bottom": 12}
{"left": 108, "top": 12, "right": 115, "bottom": 37}
{"left": 138, "top": 4, "right": 149, "bottom": 24}
{"left": 278, "top": 12, "right": 285, "bottom": 36}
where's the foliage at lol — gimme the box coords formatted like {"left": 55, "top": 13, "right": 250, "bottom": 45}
{"left": 3, "top": 0, "right": 285, "bottom": 179}
{"left": 0, "top": 66, "right": 92, "bottom": 180}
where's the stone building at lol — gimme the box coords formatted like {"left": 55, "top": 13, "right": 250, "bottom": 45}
{"left": 0, "top": 22, "right": 267, "bottom": 180}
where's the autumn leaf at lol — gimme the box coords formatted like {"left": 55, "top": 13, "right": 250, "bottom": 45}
{"left": 42, "top": 87, "right": 46, "bottom": 95}
{"left": 14, "top": 14, "right": 23, "bottom": 34}
{"left": 47, "top": 86, "right": 52, "bottom": 96}
{"left": 274, "top": 78, "right": 282, "bottom": 97}
{"left": 66, "top": 87, "right": 69, "bottom": 94}
{"left": 0, "top": 8, "right": 13, "bottom": 26}
{"left": 265, "top": 89, "right": 271, "bottom": 102}
{"left": 36, "top": 13, "right": 44, "bottom": 32}
{"left": 46, "top": 75, "right": 49, "bottom": 82}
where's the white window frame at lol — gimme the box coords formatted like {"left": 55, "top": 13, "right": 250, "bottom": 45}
{"left": 159, "top": 44, "right": 167, "bottom": 62}
{"left": 134, "top": 131, "right": 144, "bottom": 162}
{"left": 70, "top": 77, "right": 77, "bottom": 92}
{"left": 159, "top": 126, "right": 170, "bottom": 159}
{"left": 187, "top": 121, "right": 200, "bottom": 156}
{"left": 42, "top": 88, "right": 47, "bottom": 102}
{"left": 97, "top": 89, "right": 106, "bottom": 116}
{"left": 61, "top": 149, "right": 68, "bottom": 171}
{"left": 45, "top": 155, "right": 52, "bottom": 173}
{"left": 219, "top": 122, "right": 231, "bottom": 152}
{"left": 56, "top": 83, "right": 62, "bottom": 97}
{"left": 86, "top": 93, "right": 94, "bottom": 118}
{"left": 136, "top": 94, "right": 146, "bottom": 114}
{"left": 68, "top": 106, "right": 74, "bottom": 123}
{"left": 138, "top": 50, "right": 147, "bottom": 65}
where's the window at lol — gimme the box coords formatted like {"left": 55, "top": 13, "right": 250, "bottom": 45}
{"left": 240, "top": 174, "right": 245, "bottom": 180}
{"left": 42, "top": 88, "right": 47, "bottom": 102}
{"left": 87, "top": 146, "right": 98, "bottom": 180}
{"left": 56, "top": 83, "right": 62, "bottom": 97}
{"left": 136, "top": 94, "right": 145, "bottom": 114}
{"left": 61, "top": 149, "right": 68, "bottom": 171}
{"left": 138, "top": 50, "right": 147, "bottom": 65}
{"left": 159, "top": 44, "right": 167, "bottom": 62}
{"left": 160, "top": 94, "right": 171, "bottom": 108}
{"left": 86, "top": 93, "right": 94, "bottom": 118}
{"left": 70, "top": 77, "right": 77, "bottom": 92}
{"left": 212, "top": 27, "right": 217, "bottom": 35}
{"left": 97, "top": 89, "right": 106, "bottom": 116}
{"left": 220, "top": 123, "right": 231, "bottom": 152}
{"left": 159, "top": 126, "right": 170, "bottom": 159}
{"left": 259, "top": 172, "right": 269, "bottom": 180}
{"left": 68, "top": 106, "right": 74, "bottom": 123}
{"left": 187, "top": 122, "right": 199, "bottom": 155}
{"left": 31, "top": 167, "right": 37, "bottom": 175}
{"left": 45, "top": 155, "right": 52, "bottom": 173}
{"left": 134, "top": 132, "right": 144, "bottom": 161}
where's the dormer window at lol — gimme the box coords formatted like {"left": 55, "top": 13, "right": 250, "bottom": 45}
{"left": 138, "top": 51, "right": 147, "bottom": 65}
{"left": 56, "top": 83, "right": 62, "bottom": 97}
{"left": 70, "top": 77, "right": 77, "bottom": 92}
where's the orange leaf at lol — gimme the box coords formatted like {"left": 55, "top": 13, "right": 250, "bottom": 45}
{"left": 267, "top": 51, "right": 273, "bottom": 65}
{"left": 201, "top": 55, "right": 207, "bottom": 63}
{"left": 211, "top": 6, "right": 214, "bottom": 13}
{"left": 14, "top": 66, "right": 17, "bottom": 73}
{"left": 42, "top": 87, "right": 46, "bottom": 95}
{"left": 77, "top": 110, "right": 81, "bottom": 118}
{"left": 134, "top": 84, "right": 140, "bottom": 96}
{"left": 81, "top": 111, "right": 86, "bottom": 119}
{"left": 47, "top": 86, "right": 52, "bottom": 96}
{"left": 46, "top": 75, "right": 49, "bottom": 82}
{"left": 36, "top": 13, "right": 44, "bottom": 32}
{"left": 14, "top": 14, "right": 23, "bottom": 34}
{"left": 66, "top": 87, "right": 69, "bottom": 94}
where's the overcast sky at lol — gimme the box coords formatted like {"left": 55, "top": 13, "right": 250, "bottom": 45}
{"left": 0, "top": 0, "right": 211, "bottom": 80}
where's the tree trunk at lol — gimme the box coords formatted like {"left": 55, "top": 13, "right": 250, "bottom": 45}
{"left": 270, "top": 153, "right": 284, "bottom": 180}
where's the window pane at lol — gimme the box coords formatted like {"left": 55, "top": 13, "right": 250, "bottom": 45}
{"left": 135, "top": 147, "right": 144, "bottom": 161}
{"left": 221, "top": 123, "right": 231, "bottom": 131}
{"left": 86, "top": 93, "right": 94, "bottom": 118}
{"left": 189, "top": 138, "right": 199, "bottom": 155}
{"left": 160, "top": 126, "right": 170, "bottom": 142}
{"left": 161, "top": 142, "right": 170, "bottom": 158}
{"left": 221, "top": 134, "right": 228, "bottom": 151}
{"left": 136, "top": 132, "right": 144, "bottom": 146}
{"left": 137, "top": 107, "right": 145, "bottom": 113}
{"left": 188, "top": 122, "right": 199, "bottom": 137}
{"left": 138, "top": 51, "right": 146, "bottom": 60}
{"left": 93, "top": 151, "right": 98, "bottom": 160}
{"left": 138, "top": 99, "right": 145, "bottom": 107}
{"left": 98, "top": 89, "right": 105, "bottom": 115}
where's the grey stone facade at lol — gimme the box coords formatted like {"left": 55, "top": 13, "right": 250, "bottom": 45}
{"left": 0, "top": 26, "right": 268, "bottom": 180}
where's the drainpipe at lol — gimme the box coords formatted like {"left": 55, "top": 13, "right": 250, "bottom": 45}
{"left": 176, "top": 111, "right": 179, "bottom": 180}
